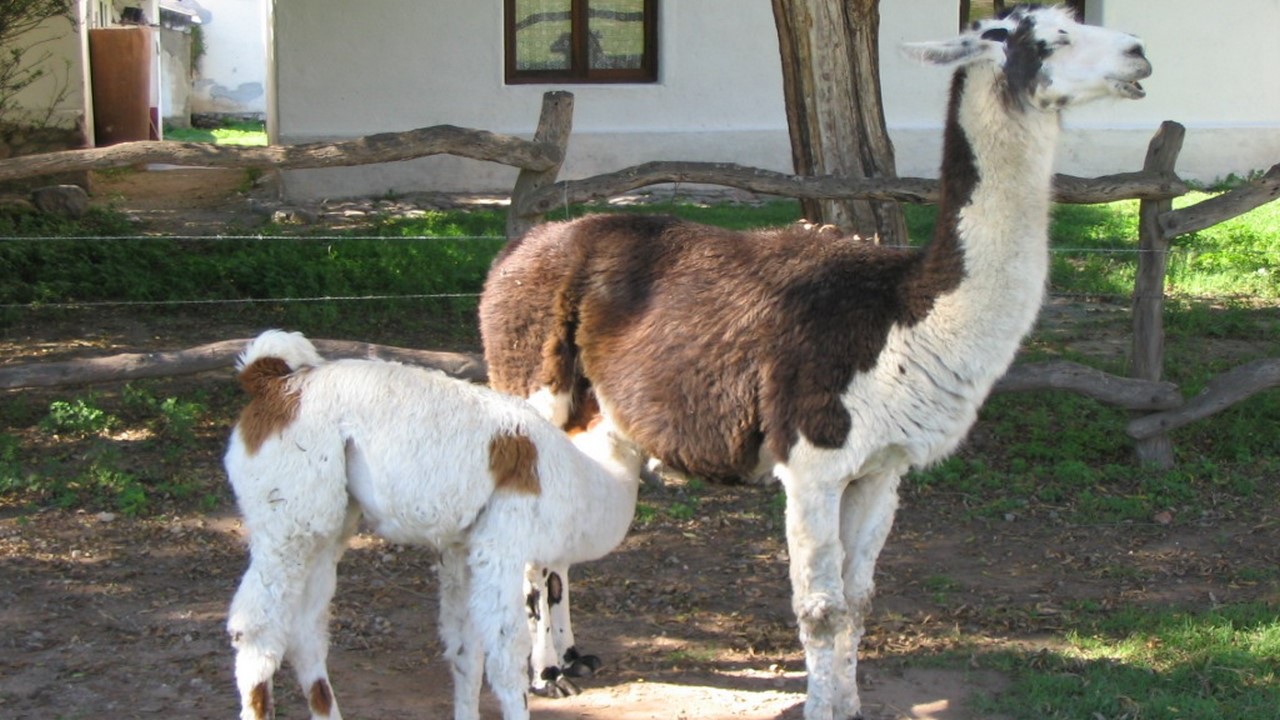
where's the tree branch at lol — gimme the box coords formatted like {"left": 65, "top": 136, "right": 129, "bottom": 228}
{"left": 994, "top": 360, "right": 1183, "bottom": 411}
{"left": 0, "top": 125, "right": 562, "bottom": 182}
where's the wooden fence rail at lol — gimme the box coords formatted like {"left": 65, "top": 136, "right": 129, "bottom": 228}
{"left": 2, "top": 91, "right": 1277, "bottom": 468}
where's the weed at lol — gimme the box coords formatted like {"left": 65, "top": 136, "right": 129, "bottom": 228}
{"left": 667, "top": 501, "right": 697, "bottom": 521}
{"left": 40, "top": 396, "right": 116, "bottom": 437}
{"left": 634, "top": 502, "right": 659, "bottom": 525}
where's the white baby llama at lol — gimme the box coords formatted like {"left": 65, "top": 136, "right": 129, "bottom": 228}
{"left": 223, "top": 329, "right": 643, "bottom": 720}
{"left": 480, "top": 5, "right": 1152, "bottom": 719}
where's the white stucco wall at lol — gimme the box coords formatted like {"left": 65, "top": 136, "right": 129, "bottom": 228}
{"left": 10, "top": 6, "right": 91, "bottom": 134}
{"left": 272, "top": 0, "right": 1280, "bottom": 200}
{"left": 192, "top": 0, "right": 267, "bottom": 116}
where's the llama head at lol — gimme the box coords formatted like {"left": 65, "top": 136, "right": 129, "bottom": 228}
{"left": 571, "top": 419, "right": 647, "bottom": 482}
{"left": 902, "top": 4, "right": 1152, "bottom": 111}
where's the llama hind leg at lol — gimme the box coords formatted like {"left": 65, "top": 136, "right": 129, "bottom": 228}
{"left": 228, "top": 559, "right": 300, "bottom": 720}
{"left": 470, "top": 547, "right": 532, "bottom": 720}
{"left": 438, "top": 547, "right": 484, "bottom": 720}
{"left": 286, "top": 505, "right": 359, "bottom": 719}
{"left": 833, "top": 471, "right": 902, "bottom": 720}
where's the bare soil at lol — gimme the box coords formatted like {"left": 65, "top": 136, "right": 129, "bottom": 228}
{"left": 2, "top": 167, "right": 1277, "bottom": 720}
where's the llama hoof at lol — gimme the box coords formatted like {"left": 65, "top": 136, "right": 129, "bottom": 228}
{"left": 562, "top": 653, "right": 601, "bottom": 678}
{"left": 531, "top": 675, "right": 581, "bottom": 699}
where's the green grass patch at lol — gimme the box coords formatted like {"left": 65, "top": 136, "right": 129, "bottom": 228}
{"left": 973, "top": 603, "right": 1280, "bottom": 720}
{"left": 163, "top": 120, "right": 267, "bottom": 146}
{"left": 1, "top": 383, "right": 229, "bottom": 516}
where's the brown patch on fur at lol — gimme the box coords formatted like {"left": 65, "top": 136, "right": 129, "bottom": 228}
{"left": 489, "top": 432, "right": 541, "bottom": 495}
{"left": 249, "top": 681, "right": 271, "bottom": 719}
{"left": 563, "top": 389, "right": 602, "bottom": 436}
{"left": 236, "top": 357, "right": 301, "bottom": 456}
{"left": 309, "top": 678, "right": 334, "bottom": 716}
{"left": 546, "top": 571, "right": 564, "bottom": 605}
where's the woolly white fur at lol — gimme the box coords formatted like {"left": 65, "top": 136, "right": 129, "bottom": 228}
{"left": 224, "top": 330, "right": 643, "bottom": 720}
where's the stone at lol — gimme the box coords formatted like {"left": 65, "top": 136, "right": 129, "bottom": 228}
{"left": 31, "top": 184, "right": 90, "bottom": 219}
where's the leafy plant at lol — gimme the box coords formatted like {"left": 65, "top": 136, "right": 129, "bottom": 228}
{"left": 40, "top": 396, "right": 115, "bottom": 436}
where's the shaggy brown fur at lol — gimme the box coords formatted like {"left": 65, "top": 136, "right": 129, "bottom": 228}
{"left": 235, "top": 357, "right": 301, "bottom": 457}
{"left": 488, "top": 432, "right": 542, "bottom": 495}
{"left": 480, "top": 208, "right": 973, "bottom": 480}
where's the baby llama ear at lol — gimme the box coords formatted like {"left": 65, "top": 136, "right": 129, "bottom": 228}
{"left": 900, "top": 37, "right": 996, "bottom": 67}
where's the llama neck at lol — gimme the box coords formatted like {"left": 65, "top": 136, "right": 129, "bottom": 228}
{"left": 914, "top": 66, "right": 1059, "bottom": 378}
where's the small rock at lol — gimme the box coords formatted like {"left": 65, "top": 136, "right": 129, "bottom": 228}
{"left": 31, "top": 184, "right": 90, "bottom": 218}
{"left": 95, "top": 512, "right": 117, "bottom": 523}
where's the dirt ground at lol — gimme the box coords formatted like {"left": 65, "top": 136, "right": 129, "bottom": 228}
{"left": 2, "top": 167, "right": 1277, "bottom": 720}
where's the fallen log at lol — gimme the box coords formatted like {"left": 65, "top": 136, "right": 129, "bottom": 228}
{"left": 0, "top": 339, "right": 488, "bottom": 389}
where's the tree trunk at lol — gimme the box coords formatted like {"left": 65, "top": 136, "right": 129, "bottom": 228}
{"left": 771, "top": 0, "right": 908, "bottom": 245}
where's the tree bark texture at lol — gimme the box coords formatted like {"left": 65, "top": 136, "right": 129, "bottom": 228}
{"left": 771, "top": 0, "right": 908, "bottom": 244}
{"left": 1130, "top": 121, "right": 1185, "bottom": 468}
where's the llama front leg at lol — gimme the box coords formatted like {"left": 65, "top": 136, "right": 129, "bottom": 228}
{"left": 524, "top": 564, "right": 579, "bottom": 698}
{"left": 438, "top": 547, "right": 484, "bottom": 720}
{"left": 833, "top": 471, "right": 902, "bottom": 720}
{"left": 526, "top": 563, "right": 597, "bottom": 697}
{"left": 547, "top": 566, "right": 601, "bottom": 679}
{"left": 778, "top": 466, "right": 849, "bottom": 720}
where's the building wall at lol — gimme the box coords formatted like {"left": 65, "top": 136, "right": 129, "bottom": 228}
{"left": 8, "top": 3, "right": 91, "bottom": 137}
{"left": 273, "top": 0, "right": 1280, "bottom": 200}
{"left": 192, "top": 0, "right": 267, "bottom": 117}
{"left": 160, "top": 26, "right": 193, "bottom": 127}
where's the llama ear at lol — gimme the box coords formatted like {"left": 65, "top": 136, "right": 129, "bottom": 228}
{"left": 901, "top": 38, "right": 995, "bottom": 67}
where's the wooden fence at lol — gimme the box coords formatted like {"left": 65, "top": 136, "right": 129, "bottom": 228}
{"left": 1, "top": 91, "right": 1277, "bottom": 468}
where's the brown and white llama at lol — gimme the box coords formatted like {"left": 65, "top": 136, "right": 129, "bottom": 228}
{"left": 479, "top": 5, "right": 1152, "bottom": 717}
{"left": 223, "top": 330, "right": 643, "bottom": 720}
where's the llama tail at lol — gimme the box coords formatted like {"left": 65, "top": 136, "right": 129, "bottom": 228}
{"left": 235, "top": 330, "right": 326, "bottom": 397}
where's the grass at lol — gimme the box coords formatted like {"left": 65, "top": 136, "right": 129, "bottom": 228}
{"left": 2, "top": 382, "right": 228, "bottom": 516}
{"left": 968, "top": 603, "right": 1280, "bottom": 720}
{"left": 163, "top": 119, "right": 267, "bottom": 146}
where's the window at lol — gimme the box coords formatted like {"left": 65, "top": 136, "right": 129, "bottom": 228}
{"left": 505, "top": 0, "right": 658, "bottom": 84}
{"left": 960, "top": 1, "right": 1086, "bottom": 28}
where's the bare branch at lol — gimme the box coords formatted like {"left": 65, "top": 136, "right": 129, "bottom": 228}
{"left": 0, "top": 125, "right": 562, "bottom": 182}
{"left": 994, "top": 360, "right": 1183, "bottom": 411}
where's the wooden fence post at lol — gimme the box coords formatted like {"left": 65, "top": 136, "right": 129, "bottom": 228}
{"left": 1131, "top": 121, "right": 1186, "bottom": 468}
{"left": 507, "top": 91, "right": 574, "bottom": 241}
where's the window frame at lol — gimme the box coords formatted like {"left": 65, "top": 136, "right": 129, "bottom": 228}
{"left": 504, "top": 0, "right": 659, "bottom": 85}
{"left": 960, "top": 1, "right": 1086, "bottom": 28}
